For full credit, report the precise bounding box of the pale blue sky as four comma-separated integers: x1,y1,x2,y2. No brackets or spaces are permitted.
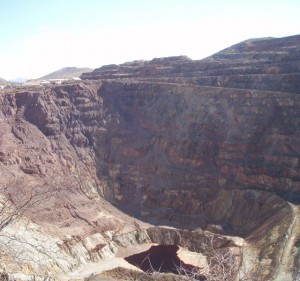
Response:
0,0,299,80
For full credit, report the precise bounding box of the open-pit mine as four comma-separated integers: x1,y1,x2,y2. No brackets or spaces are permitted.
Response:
0,34,300,281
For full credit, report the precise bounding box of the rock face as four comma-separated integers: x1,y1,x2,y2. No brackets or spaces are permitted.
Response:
0,34,300,280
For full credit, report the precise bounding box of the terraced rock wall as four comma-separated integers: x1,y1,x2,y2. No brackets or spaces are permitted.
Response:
0,34,300,280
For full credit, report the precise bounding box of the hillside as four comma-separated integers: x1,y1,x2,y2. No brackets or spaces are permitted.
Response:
38,66,93,80
0,34,300,281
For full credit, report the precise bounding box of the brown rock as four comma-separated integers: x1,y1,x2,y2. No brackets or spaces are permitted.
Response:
1,34,300,280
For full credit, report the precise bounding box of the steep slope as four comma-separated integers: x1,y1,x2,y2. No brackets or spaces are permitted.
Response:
0,34,300,280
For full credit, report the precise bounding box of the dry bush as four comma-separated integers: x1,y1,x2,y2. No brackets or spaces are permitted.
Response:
123,235,264,281
0,172,78,276
175,236,265,281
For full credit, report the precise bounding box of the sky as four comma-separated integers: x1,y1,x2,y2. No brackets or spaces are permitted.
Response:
0,0,299,80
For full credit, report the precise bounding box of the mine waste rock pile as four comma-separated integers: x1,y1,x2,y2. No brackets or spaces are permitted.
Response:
0,34,300,280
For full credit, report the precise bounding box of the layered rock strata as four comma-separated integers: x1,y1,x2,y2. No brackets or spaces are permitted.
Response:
0,34,300,280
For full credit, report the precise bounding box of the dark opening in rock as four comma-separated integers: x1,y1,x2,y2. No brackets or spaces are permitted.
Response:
125,245,205,280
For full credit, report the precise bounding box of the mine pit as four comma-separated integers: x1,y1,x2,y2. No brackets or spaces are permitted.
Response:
124,244,205,280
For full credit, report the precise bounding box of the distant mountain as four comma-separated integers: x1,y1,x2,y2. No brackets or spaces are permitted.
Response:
9,77,29,83
0,77,7,85
38,67,93,80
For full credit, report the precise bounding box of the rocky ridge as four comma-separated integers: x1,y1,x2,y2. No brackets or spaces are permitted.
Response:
0,34,300,280
82,35,300,94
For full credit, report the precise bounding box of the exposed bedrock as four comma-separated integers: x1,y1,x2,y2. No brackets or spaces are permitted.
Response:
1,35,300,279
96,81,297,234
1,78,299,278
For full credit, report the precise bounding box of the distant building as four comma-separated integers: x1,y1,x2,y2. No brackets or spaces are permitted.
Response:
49,78,68,84
21,77,82,87
40,80,51,86
23,81,41,87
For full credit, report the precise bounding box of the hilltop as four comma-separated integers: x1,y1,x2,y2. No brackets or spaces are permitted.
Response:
38,66,93,80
